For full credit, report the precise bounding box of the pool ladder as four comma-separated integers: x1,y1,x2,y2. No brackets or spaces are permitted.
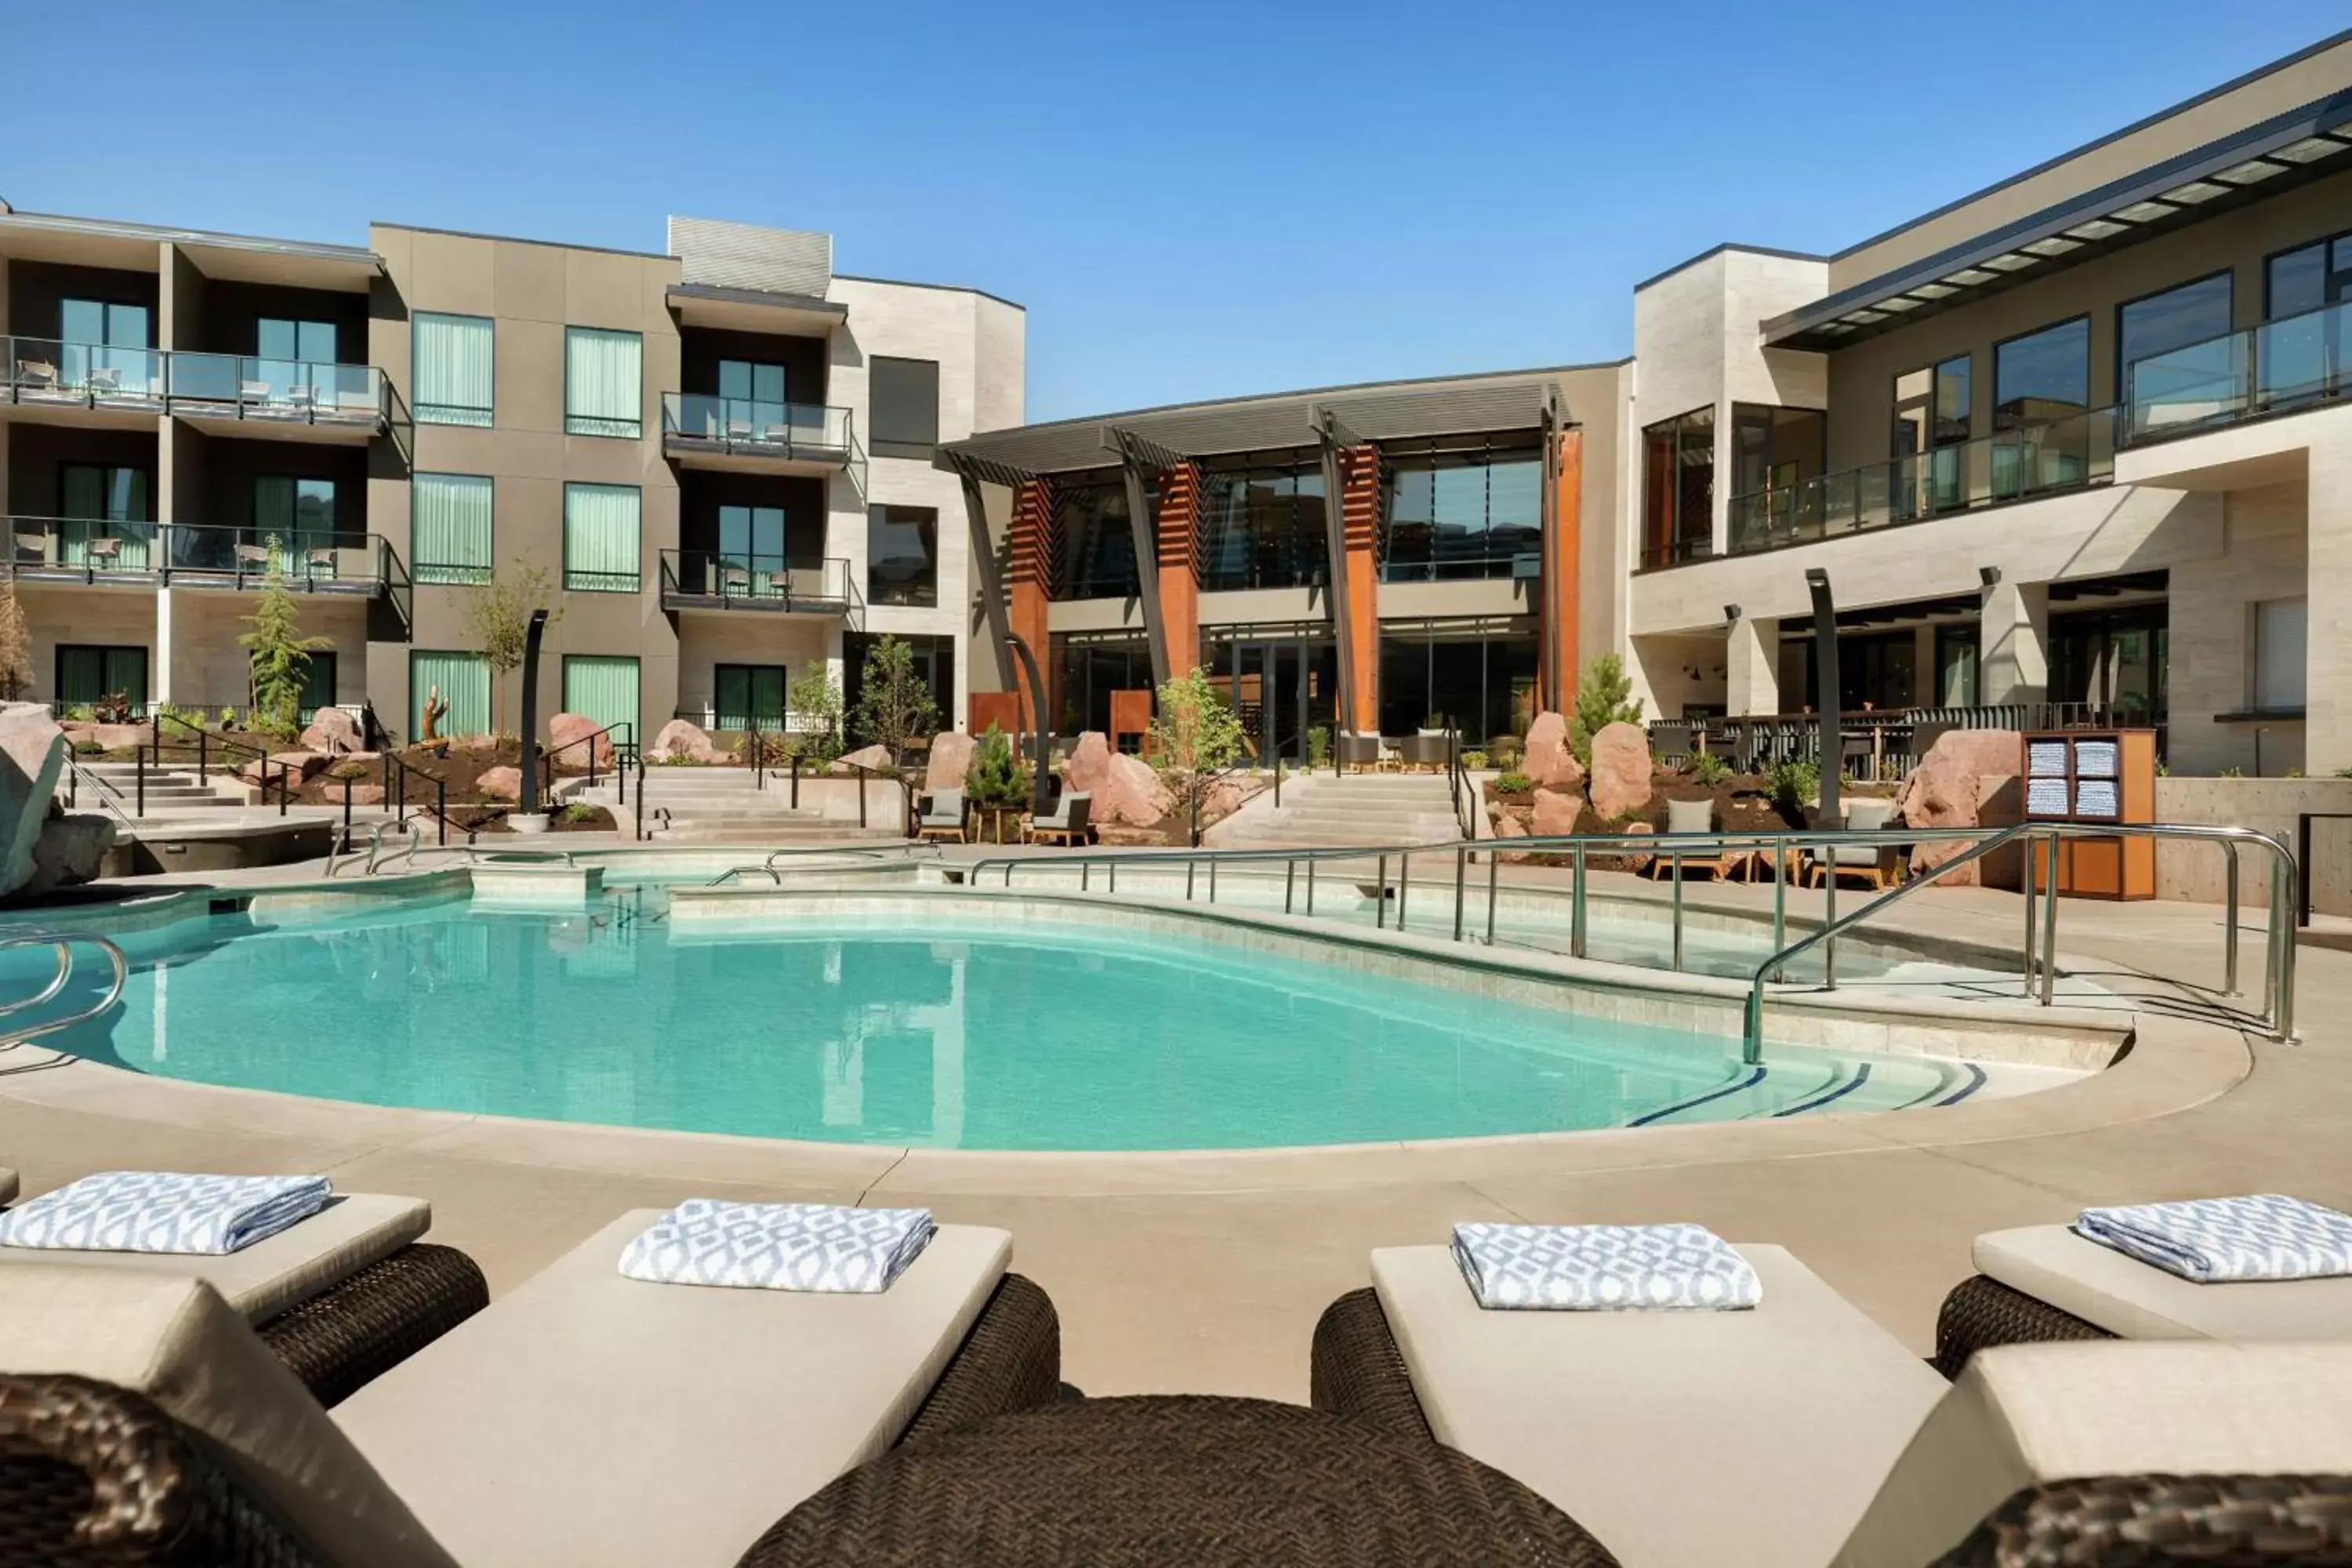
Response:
0,931,129,1050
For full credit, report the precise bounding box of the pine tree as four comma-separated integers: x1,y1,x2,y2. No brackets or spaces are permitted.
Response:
964,720,1024,808
1568,652,1644,764
849,634,938,757
1149,666,1246,839
237,547,331,739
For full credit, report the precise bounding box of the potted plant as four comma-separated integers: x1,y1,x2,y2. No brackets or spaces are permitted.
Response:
964,721,1029,844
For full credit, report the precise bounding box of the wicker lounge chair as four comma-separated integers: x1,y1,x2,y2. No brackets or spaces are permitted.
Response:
1808,794,1902,891
1932,1221,2352,1378
1335,731,1384,771
917,786,969,844
0,1190,486,1406
1025,789,1093,847
0,1217,1060,1566
1315,1248,2352,1566
1400,730,1450,771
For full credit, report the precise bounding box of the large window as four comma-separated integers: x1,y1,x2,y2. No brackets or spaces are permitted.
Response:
1052,477,1142,600
2263,231,2352,408
561,655,641,739
55,644,147,710
562,483,641,593
257,317,336,366
2049,605,2167,722
1376,622,1538,742
254,476,336,572
1994,317,2089,430
60,298,152,394
714,664,787,730
564,327,643,438
2267,230,2352,318
1892,357,1973,513
411,650,490,740
1050,633,1152,737
2118,272,2234,409
2253,597,2307,713
1730,405,1824,497
412,474,493,585
1379,441,1542,582
719,358,789,426
412,312,493,427
868,504,938,607
869,356,939,456
60,463,153,568
1198,458,1325,591
1639,407,1713,568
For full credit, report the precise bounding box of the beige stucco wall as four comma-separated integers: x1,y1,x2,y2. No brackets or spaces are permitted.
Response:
2153,776,2343,916
165,589,368,710
20,586,154,706
2165,478,2307,777
672,613,835,726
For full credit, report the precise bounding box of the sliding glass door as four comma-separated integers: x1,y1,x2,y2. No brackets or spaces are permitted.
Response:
60,463,154,568
255,476,336,572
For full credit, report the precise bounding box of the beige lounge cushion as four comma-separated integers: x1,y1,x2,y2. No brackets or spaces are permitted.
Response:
1845,797,1896,831
336,1212,1011,1568
1833,1341,2352,1567
0,1264,457,1568
0,1192,428,1323
1664,797,1712,834
1372,1243,1945,1568
1976,1222,2352,1341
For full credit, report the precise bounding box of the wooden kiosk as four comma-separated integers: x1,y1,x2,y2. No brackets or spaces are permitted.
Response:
2021,728,2158,899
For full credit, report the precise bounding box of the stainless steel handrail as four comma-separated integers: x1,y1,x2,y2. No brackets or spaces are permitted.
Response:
0,931,129,1049
62,754,142,840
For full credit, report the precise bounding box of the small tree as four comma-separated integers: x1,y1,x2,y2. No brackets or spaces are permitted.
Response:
237,546,331,739
849,634,938,760
465,565,563,739
1149,666,1246,842
964,720,1025,809
1569,651,1645,764
786,664,844,762
0,583,29,702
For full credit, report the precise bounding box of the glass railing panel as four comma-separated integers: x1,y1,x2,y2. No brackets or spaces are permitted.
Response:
5,337,166,401
2127,299,2352,439
662,394,854,453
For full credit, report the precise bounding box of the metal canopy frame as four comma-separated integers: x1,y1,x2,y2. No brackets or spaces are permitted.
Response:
937,447,1054,815
1312,406,1364,736
1102,424,1186,691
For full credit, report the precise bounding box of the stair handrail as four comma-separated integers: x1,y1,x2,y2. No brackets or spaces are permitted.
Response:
0,931,129,1050
539,720,636,805
1446,725,1475,842
147,711,292,817
61,753,140,844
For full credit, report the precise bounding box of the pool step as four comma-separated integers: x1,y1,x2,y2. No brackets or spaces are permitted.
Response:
1210,772,1469,851
573,769,901,843
67,762,249,817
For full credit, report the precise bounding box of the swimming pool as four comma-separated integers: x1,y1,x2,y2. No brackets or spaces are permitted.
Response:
25,883,2020,1150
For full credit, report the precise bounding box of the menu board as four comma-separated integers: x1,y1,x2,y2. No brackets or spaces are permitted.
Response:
2027,778,2071,816
2074,779,2121,818
2027,740,2070,776
2074,739,2119,778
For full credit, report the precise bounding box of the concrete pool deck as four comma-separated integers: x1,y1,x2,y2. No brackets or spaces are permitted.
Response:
0,845,2338,1402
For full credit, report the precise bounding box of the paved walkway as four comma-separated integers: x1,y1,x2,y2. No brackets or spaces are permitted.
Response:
0,844,2339,1402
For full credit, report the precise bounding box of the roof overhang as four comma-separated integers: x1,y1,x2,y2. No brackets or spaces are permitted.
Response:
667,282,846,336
0,211,380,292
1765,91,2352,350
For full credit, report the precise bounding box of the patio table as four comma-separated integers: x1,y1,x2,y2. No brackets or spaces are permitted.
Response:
746,1393,1613,1565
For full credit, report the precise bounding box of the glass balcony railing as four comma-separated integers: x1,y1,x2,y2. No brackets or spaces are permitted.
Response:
2126,297,2352,441
1726,406,2118,557
5,518,390,590
658,551,858,615
662,394,855,453
1,337,389,427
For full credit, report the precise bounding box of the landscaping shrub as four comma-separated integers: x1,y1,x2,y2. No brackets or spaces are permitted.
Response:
1766,759,1818,815
1691,750,1730,786
1569,652,1644,763
1495,771,1534,795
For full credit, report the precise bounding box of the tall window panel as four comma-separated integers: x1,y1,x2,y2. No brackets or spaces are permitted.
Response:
254,476,336,573
412,313,494,426
56,644,148,710
564,328,643,438
1639,408,1713,568
1051,477,1142,600
561,655,641,739
2118,272,2234,417
868,504,938,606
1197,459,1324,592
60,299,153,394
563,483,641,593
59,463,152,568
412,474,494,585
1994,318,2089,430
869,357,939,456
714,664,787,730
1379,442,1543,582
2254,597,2307,712
411,650,490,740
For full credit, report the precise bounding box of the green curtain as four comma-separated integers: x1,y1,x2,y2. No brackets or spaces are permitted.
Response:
413,313,493,426
412,474,493,584
412,650,490,740
562,656,641,741
563,483,641,592
60,465,151,569
56,646,147,709
714,665,786,729
564,328,642,437
253,477,333,573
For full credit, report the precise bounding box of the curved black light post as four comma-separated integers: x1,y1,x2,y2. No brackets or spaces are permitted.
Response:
518,608,549,815
1806,568,1839,823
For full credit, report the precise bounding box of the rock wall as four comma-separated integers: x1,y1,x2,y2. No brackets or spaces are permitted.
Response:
0,703,67,897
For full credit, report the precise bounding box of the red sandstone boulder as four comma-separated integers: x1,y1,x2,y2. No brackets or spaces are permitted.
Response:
837,743,895,772
1530,786,1581,837
1101,753,1172,826
299,707,362,755
1896,728,2024,887
926,730,976,792
1522,711,1585,791
242,751,328,786
477,765,523,802
546,711,614,772
1587,722,1654,821
650,718,724,764
1492,813,1530,864
1065,731,1112,795
343,783,384,808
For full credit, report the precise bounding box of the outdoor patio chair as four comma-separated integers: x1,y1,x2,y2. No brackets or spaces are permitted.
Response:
1932,1218,2352,1378
1808,794,1902,891
307,546,339,577
0,1186,486,1407
287,383,319,414
1642,796,1744,880
1025,789,1093,848
13,532,48,567
727,417,754,443
721,564,753,597
13,358,56,390
84,365,122,395
239,378,272,406
1312,1246,2352,1567
0,1216,1060,1566
234,543,272,585
1336,731,1384,771
916,786,968,843
1400,729,1450,771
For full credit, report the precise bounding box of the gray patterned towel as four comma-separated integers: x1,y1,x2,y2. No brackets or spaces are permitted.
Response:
618,1200,937,1293
1450,1221,1762,1311
0,1171,332,1256
2074,1196,2352,1283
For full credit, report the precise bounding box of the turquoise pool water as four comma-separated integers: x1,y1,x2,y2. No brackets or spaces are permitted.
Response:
24,886,1991,1150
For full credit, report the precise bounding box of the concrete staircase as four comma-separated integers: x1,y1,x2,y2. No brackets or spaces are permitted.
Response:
68,760,245,819
573,768,901,842
1209,772,1468,851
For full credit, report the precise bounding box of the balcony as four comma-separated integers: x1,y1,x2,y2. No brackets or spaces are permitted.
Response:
1722,407,2118,559
658,551,861,622
4,519,394,595
2125,297,2352,442
1,337,391,442
660,394,866,490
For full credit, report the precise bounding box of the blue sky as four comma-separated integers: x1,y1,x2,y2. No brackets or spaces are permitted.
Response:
3,2,2343,421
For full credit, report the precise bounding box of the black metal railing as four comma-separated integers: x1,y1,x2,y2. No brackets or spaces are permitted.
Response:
143,712,292,817
380,749,451,846
2,337,390,428
540,721,636,808
3,519,394,592
658,551,858,615
1647,702,2158,780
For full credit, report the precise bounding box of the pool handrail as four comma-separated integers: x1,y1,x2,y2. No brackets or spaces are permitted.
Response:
0,931,128,1050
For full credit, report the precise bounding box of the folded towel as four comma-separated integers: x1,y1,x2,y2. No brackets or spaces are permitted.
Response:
618,1199,936,1293
0,1171,332,1256
1450,1221,1762,1311
2074,1196,2352,1283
